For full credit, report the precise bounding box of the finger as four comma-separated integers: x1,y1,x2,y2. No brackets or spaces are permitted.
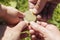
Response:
30,21,46,33
28,25,32,30
37,21,59,32
46,24,60,33
16,11,25,18
29,29,35,34
37,21,60,35
37,21,47,27
30,22,51,37
40,21,47,27
37,21,41,25
6,6,24,18
28,25,35,34
31,35,37,40
0,4,7,15
13,21,28,31
29,0,37,4
29,2,35,9
36,15,42,21
31,35,41,40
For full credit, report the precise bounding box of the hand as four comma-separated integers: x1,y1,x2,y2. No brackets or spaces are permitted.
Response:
0,4,24,18
29,21,60,40
29,0,48,14
1,21,27,40
0,4,25,25
28,0,48,21
6,6,24,18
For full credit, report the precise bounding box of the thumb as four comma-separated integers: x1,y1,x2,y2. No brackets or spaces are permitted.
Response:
7,6,24,18
13,21,28,32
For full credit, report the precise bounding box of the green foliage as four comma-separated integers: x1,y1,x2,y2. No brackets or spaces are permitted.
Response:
48,3,60,30
0,0,28,12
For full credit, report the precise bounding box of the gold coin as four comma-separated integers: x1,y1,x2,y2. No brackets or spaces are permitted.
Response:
24,11,36,22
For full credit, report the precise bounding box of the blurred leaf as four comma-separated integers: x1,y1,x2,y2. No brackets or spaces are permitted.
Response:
9,1,17,8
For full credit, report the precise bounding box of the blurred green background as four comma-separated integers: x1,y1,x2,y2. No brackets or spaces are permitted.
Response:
0,0,28,12
0,0,60,40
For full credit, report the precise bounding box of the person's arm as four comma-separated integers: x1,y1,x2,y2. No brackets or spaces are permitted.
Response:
34,0,48,14
0,4,24,25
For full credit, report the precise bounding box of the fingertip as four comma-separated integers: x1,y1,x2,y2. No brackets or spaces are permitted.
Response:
32,35,36,38
37,15,42,21
31,35,36,39
29,30,35,34
36,21,41,25
30,21,41,32
31,35,36,40
40,22,47,27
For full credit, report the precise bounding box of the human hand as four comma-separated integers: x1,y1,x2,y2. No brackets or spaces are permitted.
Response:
0,4,24,18
1,21,27,40
29,21,60,40
0,4,25,25
28,0,48,22
6,6,24,18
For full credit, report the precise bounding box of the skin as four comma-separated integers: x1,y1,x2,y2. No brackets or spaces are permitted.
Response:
0,2,60,40
28,0,48,14
1,21,27,40
28,0,60,14
28,0,48,21
29,0,60,21
0,4,24,25
29,21,60,40
0,4,28,40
